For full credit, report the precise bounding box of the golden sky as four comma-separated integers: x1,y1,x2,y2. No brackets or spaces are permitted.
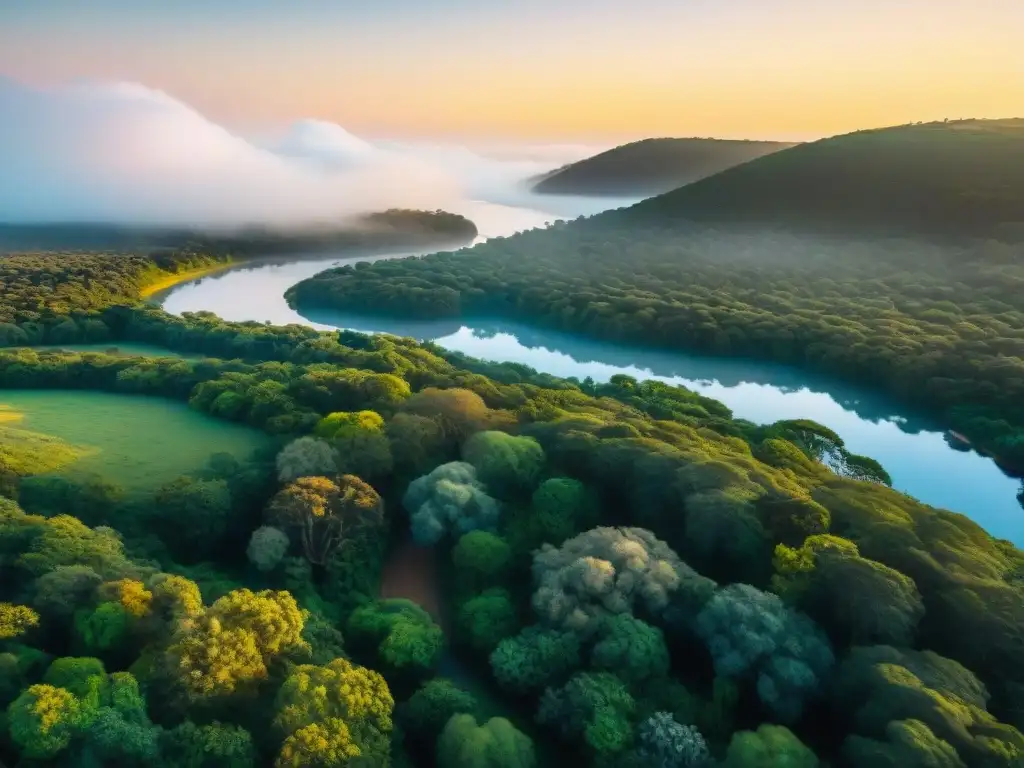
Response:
0,1,1020,141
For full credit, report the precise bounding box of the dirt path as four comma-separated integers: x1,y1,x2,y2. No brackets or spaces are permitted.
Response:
379,540,445,628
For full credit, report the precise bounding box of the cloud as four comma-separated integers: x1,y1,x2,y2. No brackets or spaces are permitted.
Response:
0,79,458,228
0,77,613,229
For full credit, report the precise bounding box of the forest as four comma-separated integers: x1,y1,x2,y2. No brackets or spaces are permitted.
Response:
1,248,1024,767
286,127,1024,473
0,209,478,258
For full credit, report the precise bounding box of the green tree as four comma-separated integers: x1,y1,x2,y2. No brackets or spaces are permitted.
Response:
591,614,670,686
537,671,636,758
490,625,582,694
457,589,519,654
7,683,83,759
462,430,546,497
347,599,444,680
400,678,478,744
452,531,512,590
437,714,536,768
723,725,818,768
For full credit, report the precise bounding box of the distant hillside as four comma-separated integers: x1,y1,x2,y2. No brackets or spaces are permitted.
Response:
0,209,478,256
531,137,796,197
621,119,1024,240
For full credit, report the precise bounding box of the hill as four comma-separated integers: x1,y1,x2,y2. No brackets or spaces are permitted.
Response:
622,119,1024,240
531,137,795,197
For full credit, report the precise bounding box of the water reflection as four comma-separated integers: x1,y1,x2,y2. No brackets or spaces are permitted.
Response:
297,312,1023,544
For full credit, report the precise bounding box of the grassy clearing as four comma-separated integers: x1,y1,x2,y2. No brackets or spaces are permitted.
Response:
0,405,93,476
0,390,272,491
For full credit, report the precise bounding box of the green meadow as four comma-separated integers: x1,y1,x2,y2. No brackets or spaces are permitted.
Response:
0,390,272,491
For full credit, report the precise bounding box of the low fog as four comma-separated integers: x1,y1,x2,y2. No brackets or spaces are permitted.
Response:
0,78,604,230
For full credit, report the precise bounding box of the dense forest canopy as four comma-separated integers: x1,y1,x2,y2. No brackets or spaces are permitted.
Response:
1,248,1024,766
531,137,795,197
287,121,1024,473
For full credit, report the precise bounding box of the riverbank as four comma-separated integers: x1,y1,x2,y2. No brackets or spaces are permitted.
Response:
139,261,237,300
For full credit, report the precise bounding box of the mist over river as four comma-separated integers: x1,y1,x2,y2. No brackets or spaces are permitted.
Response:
160,194,1024,544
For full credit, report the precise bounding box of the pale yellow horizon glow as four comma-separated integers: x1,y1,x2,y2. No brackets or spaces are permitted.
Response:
1,1,1020,142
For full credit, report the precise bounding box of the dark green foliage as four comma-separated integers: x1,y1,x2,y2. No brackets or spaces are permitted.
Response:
452,530,512,590
634,712,711,768
591,614,670,686
437,713,536,768
159,721,257,768
722,724,818,768
457,589,519,654
537,671,636,758
151,476,233,561
347,598,445,681
694,584,834,722
462,430,546,497
490,626,582,694
400,678,479,744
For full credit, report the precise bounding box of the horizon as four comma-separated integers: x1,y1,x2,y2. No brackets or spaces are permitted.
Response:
1,1,1021,144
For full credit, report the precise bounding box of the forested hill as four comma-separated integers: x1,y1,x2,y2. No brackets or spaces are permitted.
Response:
0,208,478,256
616,119,1024,241
531,137,795,197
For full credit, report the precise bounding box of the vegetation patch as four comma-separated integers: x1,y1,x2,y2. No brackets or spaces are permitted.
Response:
0,390,271,491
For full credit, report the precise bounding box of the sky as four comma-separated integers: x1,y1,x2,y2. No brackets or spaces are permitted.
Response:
0,0,1021,143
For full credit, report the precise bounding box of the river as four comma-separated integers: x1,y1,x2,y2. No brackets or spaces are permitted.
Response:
160,195,1023,545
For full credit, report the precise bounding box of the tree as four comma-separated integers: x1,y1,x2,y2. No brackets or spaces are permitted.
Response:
159,721,258,768
274,658,393,763
452,531,512,590
400,679,478,743
462,430,546,497
400,388,497,444
247,526,290,572
526,477,598,549
772,535,924,646
277,718,361,767
347,599,444,680
636,712,711,768
591,614,669,686
7,683,83,759
843,719,966,768
457,589,519,654
833,645,1024,766
166,589,308,699
387,413,446,477
537,672,636,758
0,602,39,639
315,410,393,481
276,437,339,483
695,583,834,722
490,625,582,694
437,714,537,768
532,526,704,637
403,462,501,545
153,477,233,559
32,565,103,624
269,475,384,565
723,725,818,768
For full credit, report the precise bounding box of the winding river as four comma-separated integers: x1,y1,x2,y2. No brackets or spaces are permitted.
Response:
159,196,1023,544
